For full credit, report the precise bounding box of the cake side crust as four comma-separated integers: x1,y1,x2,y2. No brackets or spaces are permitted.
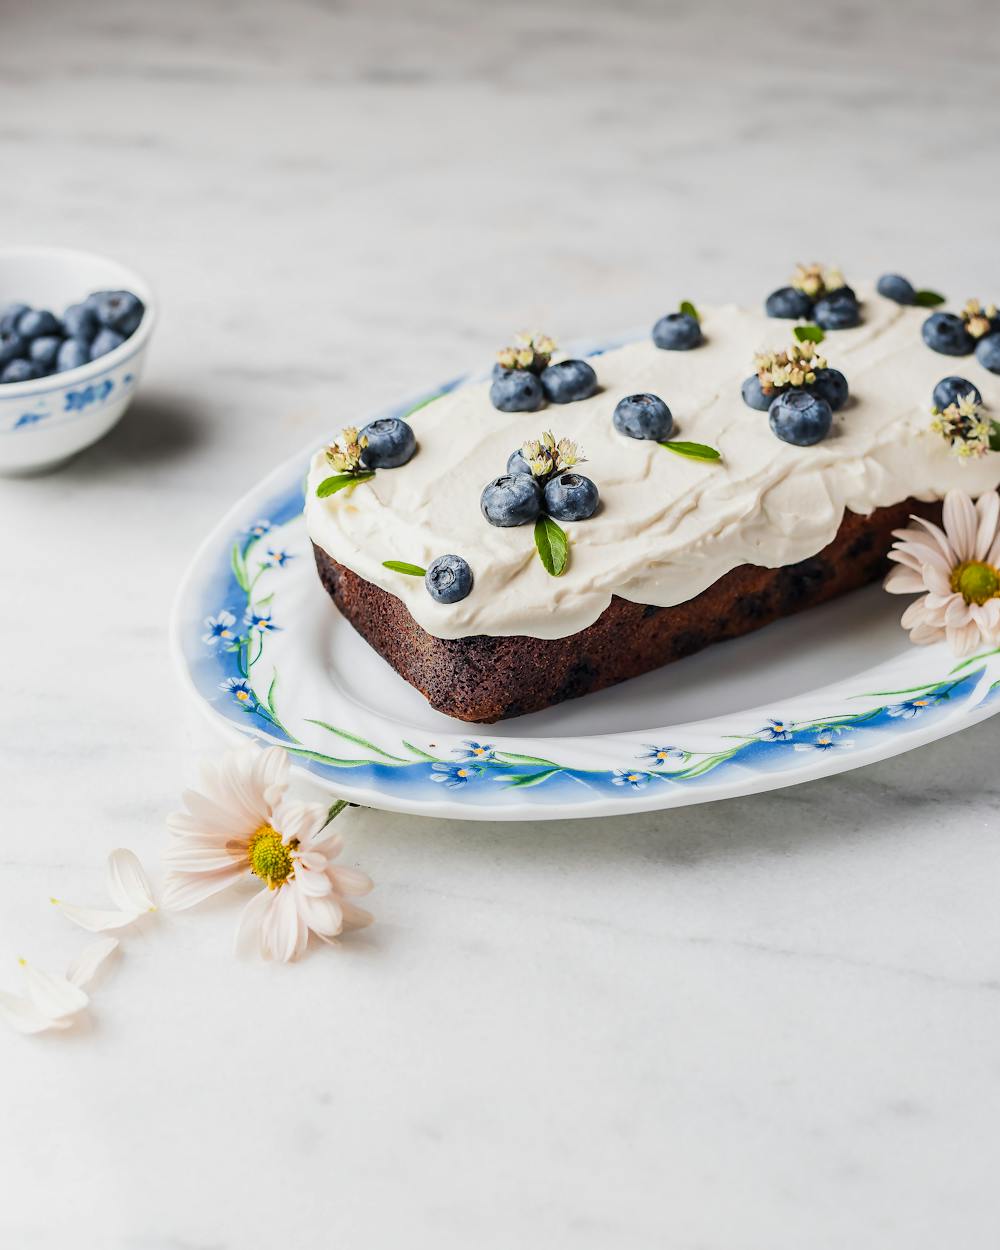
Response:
312,497,940,724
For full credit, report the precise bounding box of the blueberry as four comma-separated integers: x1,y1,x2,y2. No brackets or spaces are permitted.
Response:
543,472,600,521
765,287,813,319
813,290,861,330
506,448,532,476
480,474,544,527
56,339,91,373
17,308,61,339
89,328,125,360
933,375,983,410
359,416,416,468
877,273,916,305
29,335,63,371
1,359,44,383
651,312,702,351
975,333,1000,376
425,554,473,604
922,312,974,356
613,393,673,441
88,289,144,337
0,330,25,366
63,301,99,345
540,359,598,403
810,367,849,412
0,302,29,335
741,375,779,412
490,368,544,413
768,390,833,446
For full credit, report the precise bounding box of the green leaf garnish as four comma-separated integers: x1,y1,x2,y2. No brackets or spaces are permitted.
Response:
315,471,375,498
679,300,700,322
989,420,1000,453
794,323,825,343
382,560,427,577
659,440,721,462
401,392,443,419
534,515,569,577
914,290,946,307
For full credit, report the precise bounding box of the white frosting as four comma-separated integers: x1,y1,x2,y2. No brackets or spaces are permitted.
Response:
306,285,1000,640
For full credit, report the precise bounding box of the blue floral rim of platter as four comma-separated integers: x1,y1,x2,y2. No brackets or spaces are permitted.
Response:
170,344,1000,821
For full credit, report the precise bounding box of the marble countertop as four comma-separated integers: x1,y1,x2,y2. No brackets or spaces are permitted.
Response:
3,1,1000,1246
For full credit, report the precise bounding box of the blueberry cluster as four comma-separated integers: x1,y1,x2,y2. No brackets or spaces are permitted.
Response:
490,334,598,413
765,264,861,331
921,298,1000,372
741,338,848,446
481,432,599,527
0,290,144,384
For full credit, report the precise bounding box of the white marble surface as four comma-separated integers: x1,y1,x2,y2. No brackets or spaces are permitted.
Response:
3,0,1000,1245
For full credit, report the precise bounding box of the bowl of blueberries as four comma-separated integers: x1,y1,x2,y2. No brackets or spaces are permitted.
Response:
0,245,154,474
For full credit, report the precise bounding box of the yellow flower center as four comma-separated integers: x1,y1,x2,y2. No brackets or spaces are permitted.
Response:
951,560,1000,605
247,825,295,889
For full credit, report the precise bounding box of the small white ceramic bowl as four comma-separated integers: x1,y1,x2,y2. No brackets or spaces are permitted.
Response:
0,246,156,474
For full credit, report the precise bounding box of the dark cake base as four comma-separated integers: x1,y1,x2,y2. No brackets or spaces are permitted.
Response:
312,497,939,723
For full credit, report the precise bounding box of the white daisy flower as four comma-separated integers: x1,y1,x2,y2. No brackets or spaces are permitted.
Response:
162,746,373,962
885,489,1000,656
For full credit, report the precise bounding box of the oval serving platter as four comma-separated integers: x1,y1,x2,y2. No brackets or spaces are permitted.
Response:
170,347,1000,822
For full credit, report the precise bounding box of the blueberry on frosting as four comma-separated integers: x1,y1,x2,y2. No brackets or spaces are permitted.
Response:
652,310,702,351
765,287,813,320
540,358,598,404
613,393,673,441
480,474,544,527
359,416,416,468
813,288,861,330
768,391,833,446
922,312,975,357
741,374,775,411
544,472,600,521
425,554,473,604
976,333,1000,375
933,376,983,411
877,274,916,305
810,367,849,412
490,369,545,413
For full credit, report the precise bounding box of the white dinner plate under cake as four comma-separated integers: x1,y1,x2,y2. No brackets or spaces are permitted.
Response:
170,367,1000,822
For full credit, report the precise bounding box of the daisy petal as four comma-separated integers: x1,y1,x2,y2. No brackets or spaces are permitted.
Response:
160,864,246,911
340,901,375,931
51,900,140,933
21,963,89,1020
884,566,927,595
0,990,71,1035
66,937,120,989
329,865,374,897
234,888,272,959
975,491,1000,560
106,849,156,915
943,491,977,562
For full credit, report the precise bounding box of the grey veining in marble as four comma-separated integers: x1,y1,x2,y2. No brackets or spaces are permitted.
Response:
2,0,1000,1246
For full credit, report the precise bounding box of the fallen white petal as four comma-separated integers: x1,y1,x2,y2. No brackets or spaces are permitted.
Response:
106,849,156,915
0,990,72,1035
66,937,120,990
51,899,140,933
20,962,89,1020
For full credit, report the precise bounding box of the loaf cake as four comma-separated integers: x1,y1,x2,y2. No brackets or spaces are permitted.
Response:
305,276,1000,723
